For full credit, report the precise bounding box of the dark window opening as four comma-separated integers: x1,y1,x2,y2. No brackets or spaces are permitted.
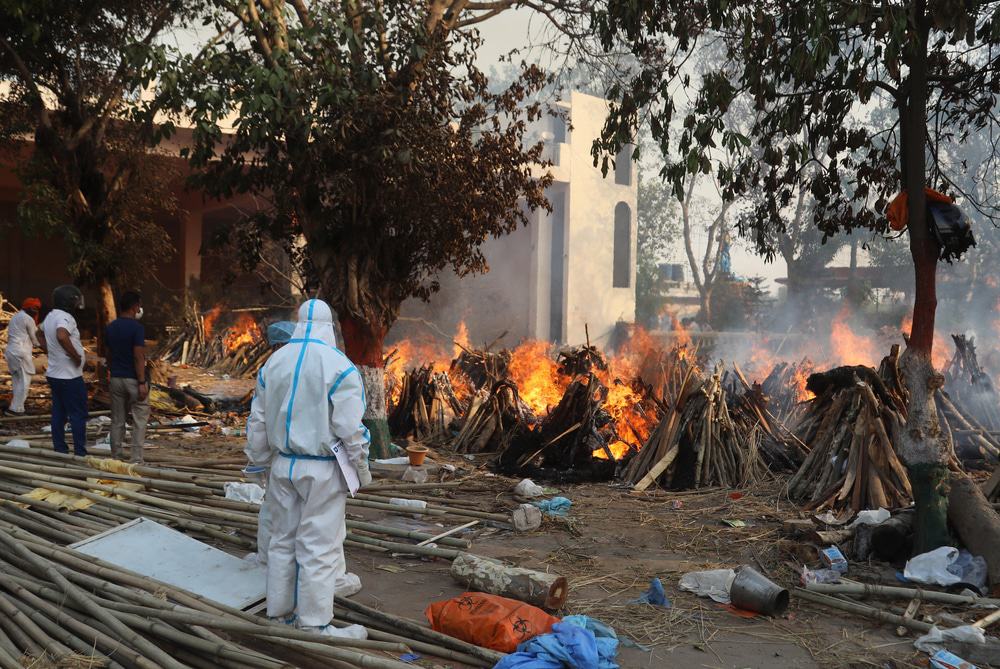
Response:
613,202,631,288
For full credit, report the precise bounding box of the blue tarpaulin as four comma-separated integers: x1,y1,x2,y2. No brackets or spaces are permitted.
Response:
492,615,619,669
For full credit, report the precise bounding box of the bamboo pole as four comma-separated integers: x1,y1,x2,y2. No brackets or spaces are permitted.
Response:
804,582,1000,608
334,596,504,665
794,588,933,633
0,529,181,669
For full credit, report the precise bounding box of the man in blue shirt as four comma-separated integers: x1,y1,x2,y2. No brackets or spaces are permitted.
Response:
106,291,150,462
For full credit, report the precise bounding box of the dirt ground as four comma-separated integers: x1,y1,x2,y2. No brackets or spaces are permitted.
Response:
0,358,971,668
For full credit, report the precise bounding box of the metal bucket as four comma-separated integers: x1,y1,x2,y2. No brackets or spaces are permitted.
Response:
730,565,789,616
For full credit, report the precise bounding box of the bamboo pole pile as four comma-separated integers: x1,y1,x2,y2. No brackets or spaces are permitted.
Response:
0,444,497,557
785,351,913,514
387,366,467,442
0,522,486,669
0,446,514,666
156,303,271,378
622,366,775,491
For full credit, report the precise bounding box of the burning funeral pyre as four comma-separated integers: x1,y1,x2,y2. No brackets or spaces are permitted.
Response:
383,318,999,507
156,303,270,377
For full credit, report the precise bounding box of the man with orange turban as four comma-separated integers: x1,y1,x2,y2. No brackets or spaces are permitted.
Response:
4,298,42,415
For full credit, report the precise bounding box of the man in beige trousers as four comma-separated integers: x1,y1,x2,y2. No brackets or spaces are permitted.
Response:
105,291,150,462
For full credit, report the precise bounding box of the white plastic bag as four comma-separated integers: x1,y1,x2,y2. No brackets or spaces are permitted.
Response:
5,439,30,449
678,569,736,603
904,547,961,586
848,508,890,528
914,624,986,653
224,482,265,505
513,478,545,499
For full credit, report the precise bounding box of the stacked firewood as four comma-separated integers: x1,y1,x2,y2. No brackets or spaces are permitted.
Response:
0,293,16,349
388,366,467,441
634,342,701,403
451,348,511,390
453,381,534,454
785,349,913,514
623,366,779,491
759,359,813,423
156,303,270,377
496,374,620,482
942,334,1000,463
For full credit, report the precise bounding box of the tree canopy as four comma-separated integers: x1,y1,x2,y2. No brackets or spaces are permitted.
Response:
0,0,183,330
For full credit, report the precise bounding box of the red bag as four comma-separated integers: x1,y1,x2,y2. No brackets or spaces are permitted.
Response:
424,592,560,652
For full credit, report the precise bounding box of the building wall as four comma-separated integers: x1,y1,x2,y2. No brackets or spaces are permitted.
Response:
392,91,638,351
561,91,637,347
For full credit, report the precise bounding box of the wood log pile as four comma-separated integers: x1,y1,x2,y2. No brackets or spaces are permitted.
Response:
622,365,786,491
785,348,914,514
156,303,271,378
496,374,621,482
0,445,512,668
942,334,1000,463
388,366,467,442
759,359,813,423
453,381,534,454
0,293,16,350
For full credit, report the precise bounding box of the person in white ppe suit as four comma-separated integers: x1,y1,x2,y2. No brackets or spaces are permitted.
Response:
4,298,42,416
245,299,372,639
251,319,363,600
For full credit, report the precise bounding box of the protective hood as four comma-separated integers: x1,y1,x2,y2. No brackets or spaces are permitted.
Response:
266,321,296,346
292,299,338,348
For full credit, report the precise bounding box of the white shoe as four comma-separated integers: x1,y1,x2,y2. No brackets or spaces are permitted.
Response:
301,624,368,640
268,614,296,625
335,573,362,597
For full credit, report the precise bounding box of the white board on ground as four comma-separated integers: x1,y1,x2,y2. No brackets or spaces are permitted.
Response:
69,517,266,609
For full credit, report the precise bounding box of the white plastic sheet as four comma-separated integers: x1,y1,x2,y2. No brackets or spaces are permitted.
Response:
224,482,265,505
678,569,736,604
914,624,986,653
904,547,962,586
848,508,891,528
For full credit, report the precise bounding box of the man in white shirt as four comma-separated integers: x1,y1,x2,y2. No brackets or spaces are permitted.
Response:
39,285,89,456
3,297,41,415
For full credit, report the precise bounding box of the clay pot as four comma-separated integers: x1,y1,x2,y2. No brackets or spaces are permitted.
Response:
406,445,429,467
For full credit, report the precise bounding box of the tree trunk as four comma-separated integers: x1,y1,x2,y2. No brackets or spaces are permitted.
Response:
699,286,712,328
898,7,950,555
948,473,1000,589
96,277,116,367
340,313,393,459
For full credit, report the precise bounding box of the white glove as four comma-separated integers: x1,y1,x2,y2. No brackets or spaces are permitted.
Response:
356,459,373,487
243,464,269,487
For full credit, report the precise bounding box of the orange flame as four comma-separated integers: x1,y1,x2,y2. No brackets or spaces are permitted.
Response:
453,320,471,359
831,307,879,367
222,314,263,353
203,306,223,339
509,341,570,415
791,364,815,401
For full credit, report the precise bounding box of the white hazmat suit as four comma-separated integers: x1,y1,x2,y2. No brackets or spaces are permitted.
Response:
246,299,372,635
4,310,39,414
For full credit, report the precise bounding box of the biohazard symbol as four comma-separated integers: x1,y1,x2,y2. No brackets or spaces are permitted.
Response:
512,617,532,639
456,596,475,611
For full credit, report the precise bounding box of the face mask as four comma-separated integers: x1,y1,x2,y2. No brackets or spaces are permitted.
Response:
136,307,144,320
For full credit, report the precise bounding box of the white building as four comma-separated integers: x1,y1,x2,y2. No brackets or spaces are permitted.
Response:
394,91,638,348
